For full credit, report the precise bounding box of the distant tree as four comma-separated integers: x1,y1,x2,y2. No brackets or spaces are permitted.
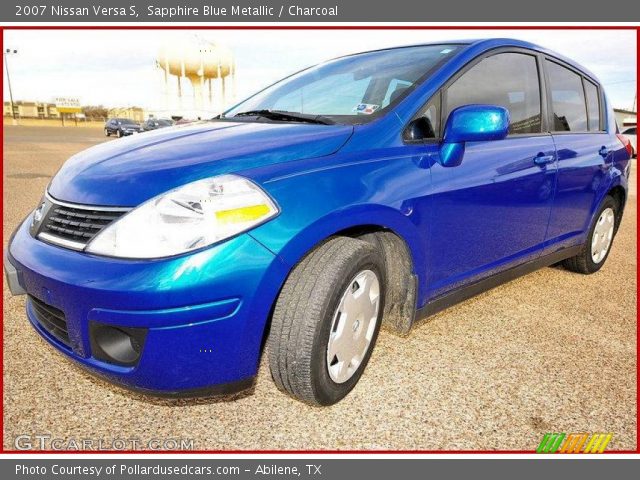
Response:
82,105,109,121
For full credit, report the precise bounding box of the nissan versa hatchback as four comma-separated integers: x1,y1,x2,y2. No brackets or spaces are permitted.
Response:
4,39,632,405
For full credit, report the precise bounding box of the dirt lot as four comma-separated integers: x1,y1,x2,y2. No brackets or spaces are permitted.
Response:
2,125,637,451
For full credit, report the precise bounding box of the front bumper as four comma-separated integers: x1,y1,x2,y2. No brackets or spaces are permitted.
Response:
5,218,288,396
4,249,26,295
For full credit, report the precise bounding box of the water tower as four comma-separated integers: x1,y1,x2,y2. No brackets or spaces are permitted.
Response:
157,36,235,118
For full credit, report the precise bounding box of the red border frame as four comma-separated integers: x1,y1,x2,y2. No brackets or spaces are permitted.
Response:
1,24,638,455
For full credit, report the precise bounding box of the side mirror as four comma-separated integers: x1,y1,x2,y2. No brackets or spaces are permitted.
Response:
440,105,510,167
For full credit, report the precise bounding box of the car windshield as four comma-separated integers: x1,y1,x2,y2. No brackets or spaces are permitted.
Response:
223,44,461,125
119,119,136,125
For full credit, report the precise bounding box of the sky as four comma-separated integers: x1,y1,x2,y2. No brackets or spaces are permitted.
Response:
2,30,637,114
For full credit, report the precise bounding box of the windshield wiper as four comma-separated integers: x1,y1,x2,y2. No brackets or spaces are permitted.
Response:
227,109,335,125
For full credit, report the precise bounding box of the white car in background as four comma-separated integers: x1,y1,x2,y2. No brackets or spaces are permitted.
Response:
621,126,637,157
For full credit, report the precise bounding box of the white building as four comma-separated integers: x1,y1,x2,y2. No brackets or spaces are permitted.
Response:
614,108,636,129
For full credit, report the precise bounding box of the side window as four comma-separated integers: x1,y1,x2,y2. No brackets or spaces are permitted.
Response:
546,60,588,132
422,101,439,138
445,53,542,134
584,80,601,131
405,94,440,142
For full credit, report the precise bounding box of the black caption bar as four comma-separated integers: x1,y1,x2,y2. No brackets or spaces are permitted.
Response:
2,0,640,22
2,459,639,479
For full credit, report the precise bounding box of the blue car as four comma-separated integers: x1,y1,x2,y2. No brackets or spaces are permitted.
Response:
4,39,632,405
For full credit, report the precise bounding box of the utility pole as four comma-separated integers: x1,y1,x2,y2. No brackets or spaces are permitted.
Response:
4,48,18,125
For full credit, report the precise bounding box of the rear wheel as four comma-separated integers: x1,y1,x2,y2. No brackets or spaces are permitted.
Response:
104,128,110,137
563,195,618,274
268,237,385,405
116,130,123,138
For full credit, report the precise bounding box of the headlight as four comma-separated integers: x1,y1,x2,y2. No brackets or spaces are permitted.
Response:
85,175,278,259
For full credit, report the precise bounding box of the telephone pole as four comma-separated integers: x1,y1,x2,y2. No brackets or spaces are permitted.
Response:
4,48,18,125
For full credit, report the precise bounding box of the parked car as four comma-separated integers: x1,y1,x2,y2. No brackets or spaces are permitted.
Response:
621,126,637,157
142,118,175,131
104,118,143,137
5,39,632,405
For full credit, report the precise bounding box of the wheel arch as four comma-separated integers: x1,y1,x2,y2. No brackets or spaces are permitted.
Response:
586,167,627,236
252,206,425,338
607,184,626,234
355,228,417,336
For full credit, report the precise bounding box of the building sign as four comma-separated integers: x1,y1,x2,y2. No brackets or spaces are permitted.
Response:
54,97,81,113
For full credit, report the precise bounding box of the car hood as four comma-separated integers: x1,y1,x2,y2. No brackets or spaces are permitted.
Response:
48,121,354,206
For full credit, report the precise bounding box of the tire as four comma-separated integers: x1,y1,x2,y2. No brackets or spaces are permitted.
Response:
104,129,110,137
116,130,123,138
268,236,386,406
562,195,618,274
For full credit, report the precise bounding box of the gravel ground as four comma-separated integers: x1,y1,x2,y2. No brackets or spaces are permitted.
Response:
2,125,637,451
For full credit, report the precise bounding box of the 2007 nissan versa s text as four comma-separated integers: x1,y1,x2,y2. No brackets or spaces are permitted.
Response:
4,39,632,405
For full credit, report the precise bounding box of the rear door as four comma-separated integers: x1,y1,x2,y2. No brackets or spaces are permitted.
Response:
426,50,558,298
543,59,615,250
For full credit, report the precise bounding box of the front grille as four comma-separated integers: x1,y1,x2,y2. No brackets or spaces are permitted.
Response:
29,295,70,347
44,206,123,242
36,196,127,250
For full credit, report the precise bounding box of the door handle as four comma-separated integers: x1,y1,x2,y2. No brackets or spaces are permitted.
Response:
599,146,610,158
534,153,555,166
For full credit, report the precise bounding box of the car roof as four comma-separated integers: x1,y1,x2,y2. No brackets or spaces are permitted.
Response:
469,38,599,81
336,38,600,84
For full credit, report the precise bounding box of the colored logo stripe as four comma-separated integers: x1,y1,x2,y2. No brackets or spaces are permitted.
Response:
537,433,565,453
559,433,589,453
537,433,613,453
584,433,613,453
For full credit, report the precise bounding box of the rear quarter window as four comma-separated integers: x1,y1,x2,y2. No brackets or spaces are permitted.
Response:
546,60,588,132
583,79,602,131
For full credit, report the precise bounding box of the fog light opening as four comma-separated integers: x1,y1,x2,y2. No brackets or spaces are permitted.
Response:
90,322,147,367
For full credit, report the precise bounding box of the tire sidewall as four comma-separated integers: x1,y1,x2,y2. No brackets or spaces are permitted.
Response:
584,196,617,273
309,249,386,406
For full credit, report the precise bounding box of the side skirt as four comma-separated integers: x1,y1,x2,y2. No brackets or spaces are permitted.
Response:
415,245,582,322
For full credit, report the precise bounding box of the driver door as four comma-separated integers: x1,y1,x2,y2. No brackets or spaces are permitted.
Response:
424,51,557,299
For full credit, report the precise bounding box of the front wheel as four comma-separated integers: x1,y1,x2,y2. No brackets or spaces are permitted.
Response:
104,129,110,137
116,130,123,138
268,237,385,405
563,195,618,274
